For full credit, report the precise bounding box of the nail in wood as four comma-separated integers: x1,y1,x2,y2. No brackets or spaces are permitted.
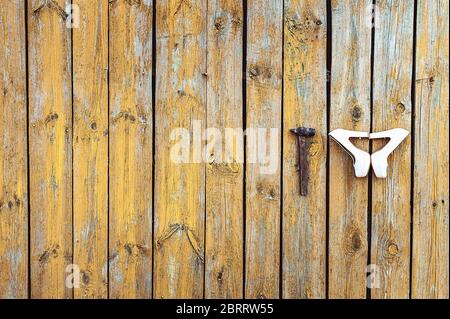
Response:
290,127,316,196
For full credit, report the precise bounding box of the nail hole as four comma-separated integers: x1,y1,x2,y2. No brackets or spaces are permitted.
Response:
249,65,260,78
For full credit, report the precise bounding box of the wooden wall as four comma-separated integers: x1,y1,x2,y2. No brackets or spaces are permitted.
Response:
0,0,448,299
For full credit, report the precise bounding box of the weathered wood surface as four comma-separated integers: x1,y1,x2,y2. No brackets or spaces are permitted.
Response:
205,0,244,299
371,0,414,299
245,0,282,299
0,0,448,300
412,0,449,299
28,0,73,299
154,0,207,299
282,0,327,299
73,0,108,299
328,0,372,299
0,0,28,299
109,0,153,298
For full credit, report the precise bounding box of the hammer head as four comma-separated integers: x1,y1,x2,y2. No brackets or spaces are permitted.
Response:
290,127,316,137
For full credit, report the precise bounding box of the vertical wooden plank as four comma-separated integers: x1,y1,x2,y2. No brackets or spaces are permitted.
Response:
109,0,153,298
154,0,206,299
28,0,73,298
0,0,28,299
205,0,243,298
371,0,413,299
412,0,449,299
73,0,108,299
245,0,282,299
329,0,371,299
282,0,327,299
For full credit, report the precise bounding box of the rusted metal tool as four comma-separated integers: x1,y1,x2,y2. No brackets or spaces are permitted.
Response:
290,127,316,196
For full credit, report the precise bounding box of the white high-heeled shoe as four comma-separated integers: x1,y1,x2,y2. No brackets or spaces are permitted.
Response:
369,128,409,178
329,129,371,177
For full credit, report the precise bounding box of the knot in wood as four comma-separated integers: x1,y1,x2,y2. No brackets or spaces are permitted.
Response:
214,16,226,31
344,226,363,256
395,102,406,114
351,106,362,121
387,243,399,256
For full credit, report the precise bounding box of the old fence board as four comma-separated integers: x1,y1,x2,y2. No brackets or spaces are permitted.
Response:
205,0,244,299
412,0,449,299
154,0,207,299
28,0,73,299
282,0,327,299
328,0,372,299
0,0,28,299
371,0,414,299
245,0,283,299
73,0,109,299
108,0,153,298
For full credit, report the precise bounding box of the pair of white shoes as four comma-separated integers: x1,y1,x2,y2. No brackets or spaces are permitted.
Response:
329,128,409,178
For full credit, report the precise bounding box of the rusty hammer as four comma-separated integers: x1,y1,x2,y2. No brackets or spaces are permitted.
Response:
290,127,316,196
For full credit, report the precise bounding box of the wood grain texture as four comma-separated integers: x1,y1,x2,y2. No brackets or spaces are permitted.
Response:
154,0,207,299
1,0,449,300
328,0,371,299
371,0,413,299
412,0,449,299
205,0,244,299
0,0,28,299
28,0,73,298
245,0,282,299
73,0,108,299
282,0,327,299
109,0,153,298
